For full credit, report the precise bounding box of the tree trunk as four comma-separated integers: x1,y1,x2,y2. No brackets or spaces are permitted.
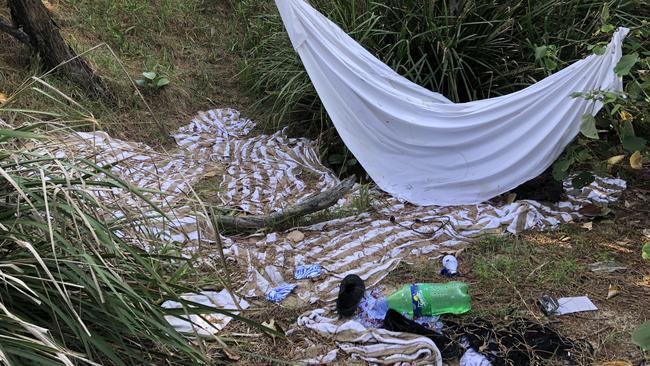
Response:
7,0,114,101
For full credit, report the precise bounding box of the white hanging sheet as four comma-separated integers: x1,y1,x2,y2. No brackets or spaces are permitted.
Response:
275,0,629,205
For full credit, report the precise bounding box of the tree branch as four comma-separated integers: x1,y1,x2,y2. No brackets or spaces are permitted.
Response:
0,16,31,47
217,176,357,231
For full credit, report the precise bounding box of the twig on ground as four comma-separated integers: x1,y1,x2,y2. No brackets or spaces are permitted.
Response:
216,176,356,231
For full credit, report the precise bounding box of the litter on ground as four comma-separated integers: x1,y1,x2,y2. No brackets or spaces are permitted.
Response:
29,108,629,364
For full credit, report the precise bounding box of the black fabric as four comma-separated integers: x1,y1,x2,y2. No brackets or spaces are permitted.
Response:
444,318,592,365
382,310,590,364
511,168,565,203
336,274,365,318
383,309,460,360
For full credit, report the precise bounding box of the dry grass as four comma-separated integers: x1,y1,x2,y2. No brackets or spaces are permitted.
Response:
0,0,254,147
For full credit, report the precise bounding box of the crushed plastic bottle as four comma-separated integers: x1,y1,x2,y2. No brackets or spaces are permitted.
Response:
441,255,458,277
386,282,471,317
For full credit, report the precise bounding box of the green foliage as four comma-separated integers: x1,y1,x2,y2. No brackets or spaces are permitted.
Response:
614,53,640,76
351,184,372,213
0,84,214,365
554,19,650,180
580,114,599,140
643,242,650,260
136,70,171,90
552,142,594,182
632,320,650,350
237,0,649,176
535,45,560,75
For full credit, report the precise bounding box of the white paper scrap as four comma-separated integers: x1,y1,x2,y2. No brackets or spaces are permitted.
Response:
555,296,598,315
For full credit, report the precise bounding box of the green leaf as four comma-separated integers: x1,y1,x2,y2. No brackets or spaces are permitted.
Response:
155,77,170,88
601,4,610,23
580,114,599,139
552,159,572,181
614,53,639,76
135,79,146,87
643,243,649,260
602,91,618,104
572,172,595,189
552,167,568,181
622,136,647,152
600,24,615,33
575,149,592,162
544,58,558,71
0,129,43,141
142,71,157,80
556,159,572,172
534,46,547,61
592,46,606,55
632,320,650,350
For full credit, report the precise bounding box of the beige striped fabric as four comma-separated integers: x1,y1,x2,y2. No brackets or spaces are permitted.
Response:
234,176,625,303
34,109,338,255
297,308,443,365
174,109,339,215
25,109,626,365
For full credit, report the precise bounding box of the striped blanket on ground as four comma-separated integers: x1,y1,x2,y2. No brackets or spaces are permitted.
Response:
32,109,626,365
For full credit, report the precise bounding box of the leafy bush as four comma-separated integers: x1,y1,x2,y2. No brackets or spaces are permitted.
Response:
237,0,649,177
552,8,649,185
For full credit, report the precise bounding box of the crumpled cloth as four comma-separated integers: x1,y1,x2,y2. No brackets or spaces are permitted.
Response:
235,176,626,303
297,308,442,366
276,0,628,205
265,283,297,303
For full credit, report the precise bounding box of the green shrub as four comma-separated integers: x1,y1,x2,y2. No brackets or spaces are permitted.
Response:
237,0,649,176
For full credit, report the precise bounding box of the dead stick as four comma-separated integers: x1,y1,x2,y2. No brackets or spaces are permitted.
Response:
217,176,356,231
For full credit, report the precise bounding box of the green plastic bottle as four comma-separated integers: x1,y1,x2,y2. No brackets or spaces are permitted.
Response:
386,282,471,317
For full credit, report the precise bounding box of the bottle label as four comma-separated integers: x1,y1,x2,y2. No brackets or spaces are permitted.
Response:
410,284,423,318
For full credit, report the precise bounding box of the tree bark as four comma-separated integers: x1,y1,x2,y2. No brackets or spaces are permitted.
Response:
217,176,356,231
0,16,30,46
7,0,114,101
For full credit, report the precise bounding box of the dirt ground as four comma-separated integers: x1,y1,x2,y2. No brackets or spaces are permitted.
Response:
1,1,648,365
219,176,650,365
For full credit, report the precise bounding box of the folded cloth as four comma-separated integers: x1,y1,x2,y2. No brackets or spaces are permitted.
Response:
295,264,323,280
265,284,297,303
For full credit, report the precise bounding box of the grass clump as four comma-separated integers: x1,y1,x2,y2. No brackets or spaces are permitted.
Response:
0,0,250,147
470,235,581,291
0,85,212,365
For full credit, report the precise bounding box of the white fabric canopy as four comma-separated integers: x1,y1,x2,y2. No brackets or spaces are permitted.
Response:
275,0,629,205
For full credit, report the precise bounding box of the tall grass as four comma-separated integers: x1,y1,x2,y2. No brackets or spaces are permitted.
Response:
237,0,646,141
0,82,215,365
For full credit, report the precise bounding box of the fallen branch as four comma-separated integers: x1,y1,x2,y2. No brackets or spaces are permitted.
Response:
216,176,356,231
0,16,31,46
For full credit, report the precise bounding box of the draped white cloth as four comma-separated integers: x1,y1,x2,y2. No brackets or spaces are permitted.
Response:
275,0,629,205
